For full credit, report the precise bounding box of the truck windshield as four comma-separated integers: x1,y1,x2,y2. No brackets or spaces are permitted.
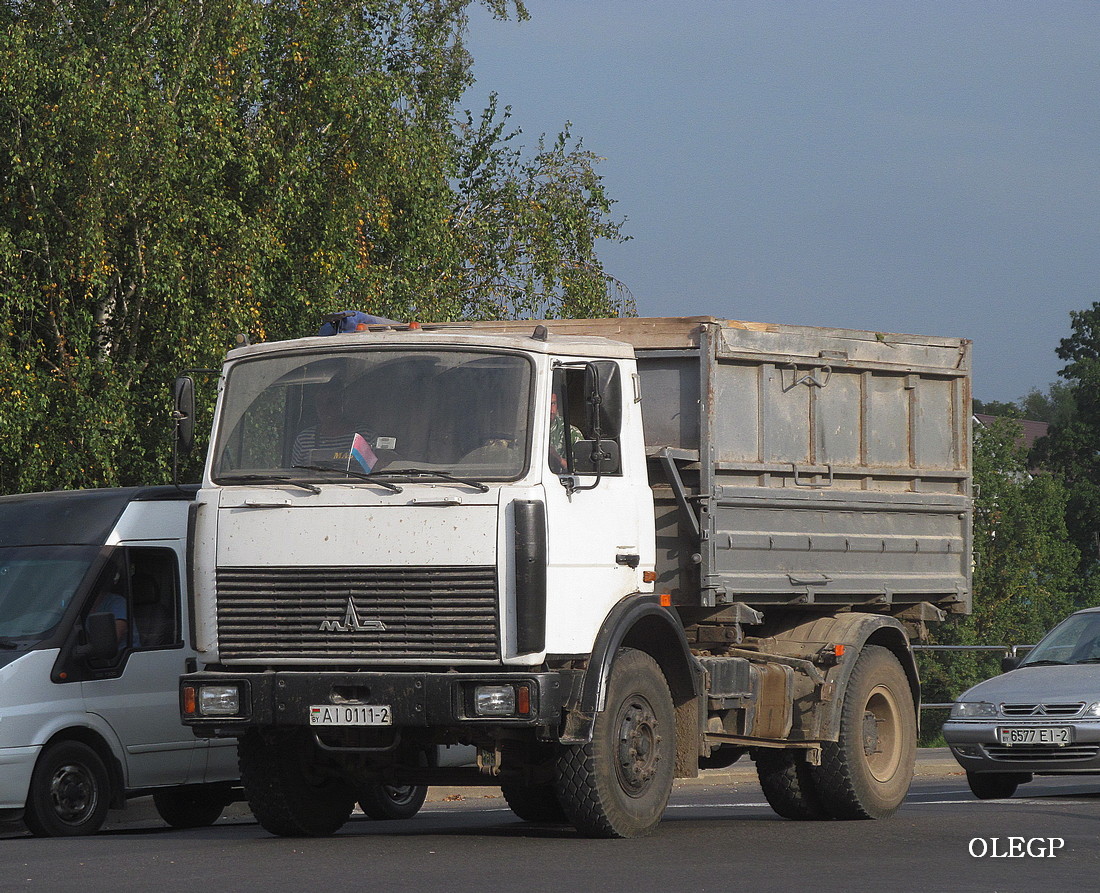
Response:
212,348,533,482
0,545,98,640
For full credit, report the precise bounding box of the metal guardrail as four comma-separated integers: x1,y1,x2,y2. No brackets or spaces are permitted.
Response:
911,643,1034,710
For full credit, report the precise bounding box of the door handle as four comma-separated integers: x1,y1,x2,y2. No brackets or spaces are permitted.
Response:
616,553,640,568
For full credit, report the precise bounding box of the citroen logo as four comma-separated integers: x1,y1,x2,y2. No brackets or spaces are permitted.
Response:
320,598,387,632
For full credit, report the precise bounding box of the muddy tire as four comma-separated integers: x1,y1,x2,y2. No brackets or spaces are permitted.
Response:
755,748,830,820
24,741,111,837
501,780,568,823
966,771,1027,800
358,784,427,820
555,648,675,839
812,645,916,819
153,785,228,829
239,731,354,837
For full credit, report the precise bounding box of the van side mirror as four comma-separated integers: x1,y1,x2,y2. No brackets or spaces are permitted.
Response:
173,376,196,455
1000,656,1021,673
77,613,119,661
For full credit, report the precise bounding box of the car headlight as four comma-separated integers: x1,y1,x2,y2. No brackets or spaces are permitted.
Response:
950,700,997,719
1084,702,1100,718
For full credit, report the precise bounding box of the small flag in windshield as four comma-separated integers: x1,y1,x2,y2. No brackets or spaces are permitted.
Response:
350,433,377,474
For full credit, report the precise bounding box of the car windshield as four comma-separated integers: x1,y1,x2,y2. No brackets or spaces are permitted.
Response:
0,545,98,639
1020,612,1100,667
212,347,533,483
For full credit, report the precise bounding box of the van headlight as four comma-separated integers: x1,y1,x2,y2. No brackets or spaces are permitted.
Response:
950,700,997,719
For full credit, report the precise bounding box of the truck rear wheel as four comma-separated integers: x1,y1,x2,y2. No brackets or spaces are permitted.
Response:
24,741,111,837
239,731,354,837
555,648,675,839
812,645,916,819
754,749,830,820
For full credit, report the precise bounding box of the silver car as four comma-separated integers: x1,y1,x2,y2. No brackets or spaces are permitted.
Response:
943,606,1100,799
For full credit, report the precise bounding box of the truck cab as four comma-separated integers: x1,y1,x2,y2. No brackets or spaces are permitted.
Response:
0,486,240,836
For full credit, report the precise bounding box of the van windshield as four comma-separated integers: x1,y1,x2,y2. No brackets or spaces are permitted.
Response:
212,348,533,483
0,546,97,640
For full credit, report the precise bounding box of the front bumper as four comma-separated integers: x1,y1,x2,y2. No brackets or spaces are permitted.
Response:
181,669,576,738
0,744,40,814
944,719,1100,774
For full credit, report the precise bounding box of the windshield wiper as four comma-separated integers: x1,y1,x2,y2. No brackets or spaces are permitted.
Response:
217,474,321,494
371,467,490,493
0,637,18,650
292,465,403,493
1020,659,1068,667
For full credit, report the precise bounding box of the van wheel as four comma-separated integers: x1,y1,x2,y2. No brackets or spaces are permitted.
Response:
555,648,675,838
239,731,354,837
153,785,228,828
501,780,568,823
24,741,111,837
358,784,427,820
966,771,1028,800
755,749,830,820
812,645,916,819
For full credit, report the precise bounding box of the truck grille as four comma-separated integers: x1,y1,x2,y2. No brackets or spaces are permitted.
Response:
215,566,500,662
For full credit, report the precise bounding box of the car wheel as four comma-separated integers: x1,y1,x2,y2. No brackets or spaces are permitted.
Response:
966,771,1029,800
358,784,427,820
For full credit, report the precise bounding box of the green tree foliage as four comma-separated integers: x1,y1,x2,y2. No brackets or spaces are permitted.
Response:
0,0,630,494
918,416,1078,740
1032,302,1100,586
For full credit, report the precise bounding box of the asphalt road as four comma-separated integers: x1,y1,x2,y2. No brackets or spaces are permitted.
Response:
4,750,1100,893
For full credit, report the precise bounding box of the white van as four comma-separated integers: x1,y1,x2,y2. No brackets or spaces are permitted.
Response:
0,486,241,836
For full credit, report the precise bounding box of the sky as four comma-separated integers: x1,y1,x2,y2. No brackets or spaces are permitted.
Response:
462,1,1100,404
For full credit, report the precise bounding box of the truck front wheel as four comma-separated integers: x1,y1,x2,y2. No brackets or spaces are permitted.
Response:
812,644,916,819
239,731,354,837
555,648,675,838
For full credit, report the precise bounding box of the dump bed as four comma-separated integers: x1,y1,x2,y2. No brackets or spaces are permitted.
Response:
460,316,972,616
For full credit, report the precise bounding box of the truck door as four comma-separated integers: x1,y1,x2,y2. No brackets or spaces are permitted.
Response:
80,547,202,788
540,362,654,653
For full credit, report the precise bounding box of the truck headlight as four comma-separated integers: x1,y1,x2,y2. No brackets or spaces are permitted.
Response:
474,684,517,716
195,684,241,716
950,700,997,719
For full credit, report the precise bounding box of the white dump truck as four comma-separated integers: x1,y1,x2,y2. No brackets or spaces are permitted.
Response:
177,315,972,838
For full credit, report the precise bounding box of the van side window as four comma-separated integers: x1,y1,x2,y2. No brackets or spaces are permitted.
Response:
85,548,179,662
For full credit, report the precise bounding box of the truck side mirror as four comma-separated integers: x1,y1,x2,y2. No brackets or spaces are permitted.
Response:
583,362,621,439
77,612,119,662
173,375,196,455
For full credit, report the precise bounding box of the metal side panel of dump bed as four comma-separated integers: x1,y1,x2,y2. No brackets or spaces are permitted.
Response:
456,316,972,615
628,317,972,615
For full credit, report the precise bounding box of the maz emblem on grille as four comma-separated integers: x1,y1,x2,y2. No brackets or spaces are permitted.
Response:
319,598,387,632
